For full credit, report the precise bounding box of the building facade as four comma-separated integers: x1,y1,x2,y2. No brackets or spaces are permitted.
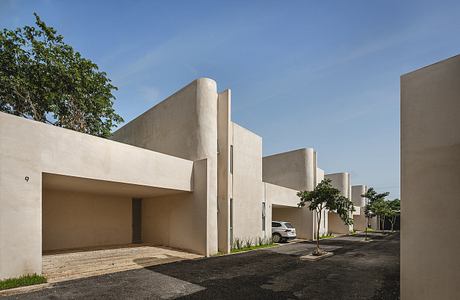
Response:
1,77,367,280
401,55,460,300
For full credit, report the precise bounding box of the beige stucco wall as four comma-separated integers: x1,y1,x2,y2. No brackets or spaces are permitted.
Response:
351,185,367,207
265,183,298,208
0,111,195,279
351,185,367,231
265,183,314,240
327,213,349,234
325,172,353,234
231,123,265,244
142,159,209,255
263,148,316,191
217,90,231,253
43,189,131,251
111,78,218,256
262,149,322,240
401,55,460,300
353,214,367,232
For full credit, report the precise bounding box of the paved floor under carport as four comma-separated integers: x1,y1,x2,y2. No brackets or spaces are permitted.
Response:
42,244,201,283
6,232,400,299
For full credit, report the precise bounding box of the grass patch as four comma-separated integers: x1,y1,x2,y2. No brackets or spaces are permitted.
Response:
365,227,375,233
319,233,334,239
0,274,47,291
230,243,275,253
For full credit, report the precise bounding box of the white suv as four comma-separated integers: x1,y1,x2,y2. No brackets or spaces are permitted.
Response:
272,221,296,243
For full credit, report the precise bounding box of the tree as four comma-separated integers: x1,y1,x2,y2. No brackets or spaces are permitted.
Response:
370,199,390,231
0,13,123,137
362,187,389,236
386,199,400,231
298,178,355,255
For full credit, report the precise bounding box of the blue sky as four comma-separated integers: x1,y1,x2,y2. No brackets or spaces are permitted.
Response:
2,1,460,198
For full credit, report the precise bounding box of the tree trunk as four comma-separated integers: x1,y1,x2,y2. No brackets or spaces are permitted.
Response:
316,209,322,255
365,216,368,240
390,216,396,232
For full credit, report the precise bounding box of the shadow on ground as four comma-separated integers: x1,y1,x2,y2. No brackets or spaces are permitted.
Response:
5,232,400,300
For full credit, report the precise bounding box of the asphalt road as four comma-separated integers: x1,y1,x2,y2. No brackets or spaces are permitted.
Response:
5,232,400,300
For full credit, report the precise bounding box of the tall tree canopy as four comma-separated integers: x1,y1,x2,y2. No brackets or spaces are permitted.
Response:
0,13,123,137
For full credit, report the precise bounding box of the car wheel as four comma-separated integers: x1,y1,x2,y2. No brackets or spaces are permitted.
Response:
272,233,282,243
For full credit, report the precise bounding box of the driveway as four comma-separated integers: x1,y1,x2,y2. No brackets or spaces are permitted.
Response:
43,244,201,283
4,232,400,299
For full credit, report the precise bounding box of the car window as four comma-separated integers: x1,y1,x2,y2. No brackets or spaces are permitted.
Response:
272,222,281,227
284,222,294,228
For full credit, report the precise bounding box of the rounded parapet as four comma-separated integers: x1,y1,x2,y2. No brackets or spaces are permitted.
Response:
325,172,350,198
352,185,367,207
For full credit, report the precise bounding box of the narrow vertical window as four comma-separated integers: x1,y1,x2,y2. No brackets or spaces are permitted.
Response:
230,145,233,174
262,202,266,231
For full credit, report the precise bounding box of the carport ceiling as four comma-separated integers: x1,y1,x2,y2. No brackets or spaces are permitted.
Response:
43,173,189,198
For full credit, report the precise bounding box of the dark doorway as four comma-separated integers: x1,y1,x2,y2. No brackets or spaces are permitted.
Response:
132,198,142,243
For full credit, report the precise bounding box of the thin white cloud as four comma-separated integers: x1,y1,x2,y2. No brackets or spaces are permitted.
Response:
138,86,161,103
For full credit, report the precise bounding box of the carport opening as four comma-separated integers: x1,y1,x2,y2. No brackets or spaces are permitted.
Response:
272,204,328,240
271,204,301,242
41,173,194,282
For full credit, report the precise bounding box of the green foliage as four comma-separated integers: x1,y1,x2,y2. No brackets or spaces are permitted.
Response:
319,233,334,239
362,188,400,231
298,179,354,255
0,274,47,290
244,238,253,249
233,238,243,250
362,187,390,218
231,237,273,253
298,178,355,225
0,13,123,137
388,198,400,212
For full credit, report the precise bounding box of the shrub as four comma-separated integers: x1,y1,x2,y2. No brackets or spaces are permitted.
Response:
319,233,334,239
231,236,275,253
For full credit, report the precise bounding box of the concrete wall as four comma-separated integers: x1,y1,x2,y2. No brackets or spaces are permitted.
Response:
111,78,219,256
43,189,131,251
265,183,299,208
351,185,367,207
325,172,353,234
401,55,460,300
217,90,231,253
231,123,265,243
142,159,210,254
352,185,367,231
353,215,367,232
263,148,316,191
0,112,195,279
265,183,314,240
262,149,321,240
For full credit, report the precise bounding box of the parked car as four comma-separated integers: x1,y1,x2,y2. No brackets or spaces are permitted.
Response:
272,221,296,243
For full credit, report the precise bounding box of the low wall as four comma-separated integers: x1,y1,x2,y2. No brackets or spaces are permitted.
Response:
328,212,352,234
